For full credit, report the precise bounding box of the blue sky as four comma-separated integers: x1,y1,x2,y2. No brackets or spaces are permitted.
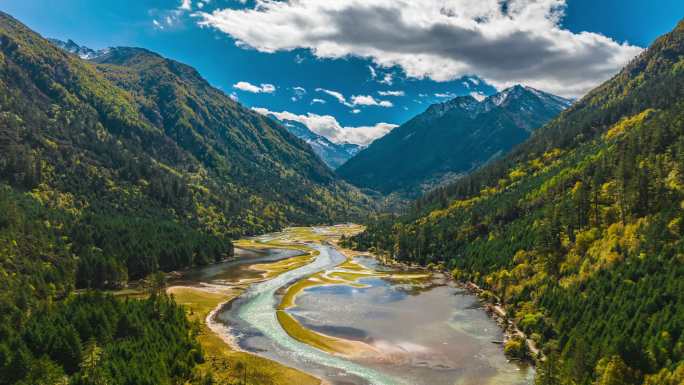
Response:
1,1,681,145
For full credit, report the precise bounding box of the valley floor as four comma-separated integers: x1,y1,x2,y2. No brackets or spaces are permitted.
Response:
167,225,365,385
163,224,531,385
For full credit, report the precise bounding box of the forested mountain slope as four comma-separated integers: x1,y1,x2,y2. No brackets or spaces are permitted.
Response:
337,85,571,197
0,11,368,384
0,11,370,283
89,44,371,225
344,19,684,385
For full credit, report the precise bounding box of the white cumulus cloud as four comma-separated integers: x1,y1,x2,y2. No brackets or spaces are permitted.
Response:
196,0,642,97
378,73,393,85
316,88,351,106
350,95,392,107
233,81,276,93
179,0,192,11
291,86,306,101
316,88,393,108
378,90,405,96
252,107,397,145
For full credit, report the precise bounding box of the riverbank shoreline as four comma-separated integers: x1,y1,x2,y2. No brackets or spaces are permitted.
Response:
167,285,322,385
351,248,540,366
457,281,541,362
164,225,367,385
161,230,341,385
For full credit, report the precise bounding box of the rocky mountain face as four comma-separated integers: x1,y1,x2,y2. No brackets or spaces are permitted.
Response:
272,115,362,169
337,85,571,197
47,38,108,60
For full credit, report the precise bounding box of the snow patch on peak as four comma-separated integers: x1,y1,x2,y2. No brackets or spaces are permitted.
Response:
489,85,525,106
422,84,571,122
484,84,572,110
470,91,486,102
48,38,109,60
268,114,361,169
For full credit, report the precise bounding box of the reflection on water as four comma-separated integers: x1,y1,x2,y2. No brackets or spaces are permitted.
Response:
196,246,532,385
291,263,533,385
176,247,301,284
219,245,400,385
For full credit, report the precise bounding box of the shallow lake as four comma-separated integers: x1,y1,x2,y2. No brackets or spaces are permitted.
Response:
201,243,532,385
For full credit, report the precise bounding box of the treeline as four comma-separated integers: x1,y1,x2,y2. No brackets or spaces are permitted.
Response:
73,215,232,287
0,174,234,289
0,186,211,384
2,291,204,385
344,20,684,385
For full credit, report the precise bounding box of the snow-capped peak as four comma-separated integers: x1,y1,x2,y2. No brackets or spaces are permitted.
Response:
421,85,572,123
48,38,109,60
267,114,361,169
488,85,527,106
484,85,573,110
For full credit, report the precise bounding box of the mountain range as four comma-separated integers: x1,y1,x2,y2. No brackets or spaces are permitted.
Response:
47,37,109,60
337,85,572,196
269,115,362,169
50,39,364,171
0,13,372,385
48,38,570,190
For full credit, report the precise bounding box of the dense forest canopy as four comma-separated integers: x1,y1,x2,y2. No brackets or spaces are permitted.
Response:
0,185,208,385
344,18,684,385
0,11,370,385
